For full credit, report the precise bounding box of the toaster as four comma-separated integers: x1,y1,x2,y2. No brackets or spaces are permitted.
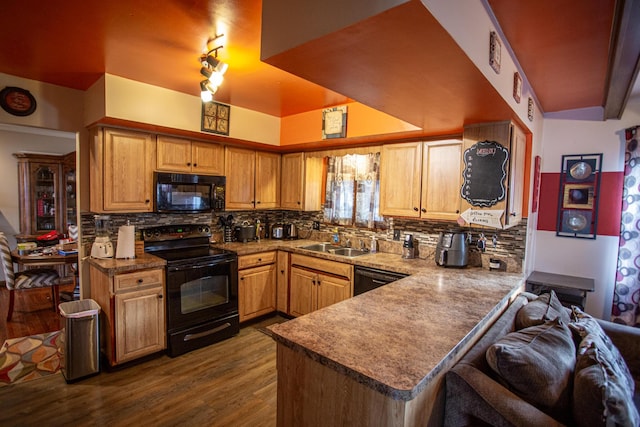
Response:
435,232,468,267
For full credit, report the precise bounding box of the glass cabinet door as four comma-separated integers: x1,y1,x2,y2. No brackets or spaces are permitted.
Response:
32,164,59,233
64,167,77,228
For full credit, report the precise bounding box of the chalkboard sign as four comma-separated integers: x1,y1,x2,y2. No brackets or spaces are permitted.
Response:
461,140,509,207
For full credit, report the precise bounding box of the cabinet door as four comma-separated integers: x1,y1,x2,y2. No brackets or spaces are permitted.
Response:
102,129,154,212
115,286,165,363
280,153,304,210
380,142,423,217
316,273,352,311
156,136,192,172
238,264,276,322
276,251,289,313
225,147,256,210
421,140,462,220
289,267,316,317
505,124,526,227
192,142,224,175
255,151,281,209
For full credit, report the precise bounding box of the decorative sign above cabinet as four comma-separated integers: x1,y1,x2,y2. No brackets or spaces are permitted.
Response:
461,140,509,207
202,101,230,135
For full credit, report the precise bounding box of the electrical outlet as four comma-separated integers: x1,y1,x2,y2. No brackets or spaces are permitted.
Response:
312,221,320,230
393,229,401,240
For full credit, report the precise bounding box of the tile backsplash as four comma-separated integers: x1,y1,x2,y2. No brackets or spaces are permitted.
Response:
81,210,526,273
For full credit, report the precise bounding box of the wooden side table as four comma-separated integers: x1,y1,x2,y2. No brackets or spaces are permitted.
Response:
526,270,595,310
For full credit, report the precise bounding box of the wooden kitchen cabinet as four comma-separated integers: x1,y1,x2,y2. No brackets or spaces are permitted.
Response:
280,153,323,211
237,251,277,322
461,121,526,228
380,140,462,220
89,265,166,366
225,147,280,210
90,127,155,212
156,135,224,175
289,254,352,317
13,152,76,240
276,251,289,313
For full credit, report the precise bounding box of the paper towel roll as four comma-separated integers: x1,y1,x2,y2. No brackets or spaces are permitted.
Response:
116,225,136,259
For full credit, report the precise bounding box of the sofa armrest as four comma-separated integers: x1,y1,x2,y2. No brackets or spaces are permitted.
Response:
597,319,640,381
444,364,566,427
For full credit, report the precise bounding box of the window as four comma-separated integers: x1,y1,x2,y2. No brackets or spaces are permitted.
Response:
323,153,384,228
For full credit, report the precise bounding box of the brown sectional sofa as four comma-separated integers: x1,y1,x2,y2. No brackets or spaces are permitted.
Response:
444,292,640,426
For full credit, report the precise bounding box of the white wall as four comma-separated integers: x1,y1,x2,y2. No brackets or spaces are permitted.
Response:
532,95,640,319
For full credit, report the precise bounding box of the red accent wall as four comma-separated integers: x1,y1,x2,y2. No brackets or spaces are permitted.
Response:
537,171,623,237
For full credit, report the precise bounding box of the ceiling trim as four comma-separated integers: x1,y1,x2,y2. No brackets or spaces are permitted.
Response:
604,0,640,119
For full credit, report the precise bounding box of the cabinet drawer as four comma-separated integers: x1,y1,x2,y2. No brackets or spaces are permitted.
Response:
114,268,164,292
290,254,353,280
238,251,277,269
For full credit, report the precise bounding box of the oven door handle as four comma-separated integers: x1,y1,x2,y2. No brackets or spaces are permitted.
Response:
168,258,236,272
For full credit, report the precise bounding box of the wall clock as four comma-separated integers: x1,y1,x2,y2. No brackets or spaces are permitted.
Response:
0,86,37,116
322,106,347,139
201,101,230,135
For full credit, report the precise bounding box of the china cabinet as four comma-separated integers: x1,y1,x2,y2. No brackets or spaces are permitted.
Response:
14,152,76,240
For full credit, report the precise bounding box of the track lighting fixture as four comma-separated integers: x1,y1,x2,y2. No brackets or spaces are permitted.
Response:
199,34,228,102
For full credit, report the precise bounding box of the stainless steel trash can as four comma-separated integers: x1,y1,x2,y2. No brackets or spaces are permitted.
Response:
58,299,101,382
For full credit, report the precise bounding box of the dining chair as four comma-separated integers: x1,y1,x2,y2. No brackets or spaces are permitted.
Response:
0,232,61,321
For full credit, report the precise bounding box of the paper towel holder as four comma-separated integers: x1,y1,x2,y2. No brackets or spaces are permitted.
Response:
115,221,136,259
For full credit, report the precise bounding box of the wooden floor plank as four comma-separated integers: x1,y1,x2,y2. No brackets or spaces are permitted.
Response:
0,315,283,426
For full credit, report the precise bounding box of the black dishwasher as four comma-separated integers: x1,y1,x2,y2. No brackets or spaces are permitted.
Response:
353,266,408,295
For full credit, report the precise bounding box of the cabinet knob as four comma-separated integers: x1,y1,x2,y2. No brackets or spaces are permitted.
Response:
187,162,191,166
312,280,316,285
158,294,163,299
421,208,426,213
256,201,261,204
510,212,517,216
258,258,262,262
280,270,285,274
137,279,143,284
413,207,419,211
456,210,460,214
297,201,301,205
193,163,197,167
240,277,244,281
145,199,150,204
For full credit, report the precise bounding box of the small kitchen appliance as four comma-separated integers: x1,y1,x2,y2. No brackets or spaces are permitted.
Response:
91,215,114,259
284,223,298,239
271,223,284,239
435,232,468,267
401,234,415,259
234,221,257,243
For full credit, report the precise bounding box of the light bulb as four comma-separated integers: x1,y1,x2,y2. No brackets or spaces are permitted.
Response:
208,71,224,87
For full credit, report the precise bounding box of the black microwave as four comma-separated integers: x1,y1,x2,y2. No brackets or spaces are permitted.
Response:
154,172,225,213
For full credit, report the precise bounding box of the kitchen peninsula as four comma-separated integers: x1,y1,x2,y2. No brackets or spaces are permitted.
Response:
268,263,524,426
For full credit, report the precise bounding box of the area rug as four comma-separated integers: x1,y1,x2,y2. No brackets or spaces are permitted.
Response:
0,331,61,386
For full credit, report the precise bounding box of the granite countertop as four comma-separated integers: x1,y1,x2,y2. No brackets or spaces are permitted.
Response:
215,238,524,401
86,252,166,276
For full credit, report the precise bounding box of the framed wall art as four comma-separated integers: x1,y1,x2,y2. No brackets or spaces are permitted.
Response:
489,31,501,74
556,153,602,239
513,72,522,103
322,106,347,139
202,101,230,135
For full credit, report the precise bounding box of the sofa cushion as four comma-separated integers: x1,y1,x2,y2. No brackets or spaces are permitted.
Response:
485,318,575,421
570,307,635,394
573,338,640,427
515,290,571,330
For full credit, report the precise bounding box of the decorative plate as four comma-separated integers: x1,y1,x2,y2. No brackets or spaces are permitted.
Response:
0,86,37,116
569,161,593,180
565,212,588,231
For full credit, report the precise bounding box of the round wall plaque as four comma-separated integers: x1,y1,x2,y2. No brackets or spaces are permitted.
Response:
0,86,37,116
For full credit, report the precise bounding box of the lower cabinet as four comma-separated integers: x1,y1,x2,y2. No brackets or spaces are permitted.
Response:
89,265,166,366
289,254,353,317
238,251,277,322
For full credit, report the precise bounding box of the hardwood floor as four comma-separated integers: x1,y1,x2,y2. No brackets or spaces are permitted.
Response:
0,283,76,343
0,315,284,427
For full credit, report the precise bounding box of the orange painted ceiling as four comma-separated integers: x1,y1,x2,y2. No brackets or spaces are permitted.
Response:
0,0,628,125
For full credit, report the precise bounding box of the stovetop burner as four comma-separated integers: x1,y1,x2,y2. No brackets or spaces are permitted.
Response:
143,224,235,265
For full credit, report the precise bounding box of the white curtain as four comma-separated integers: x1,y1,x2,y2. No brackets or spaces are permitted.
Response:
324,153,382,227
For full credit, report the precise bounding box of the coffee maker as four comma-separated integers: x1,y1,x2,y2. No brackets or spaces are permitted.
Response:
91,215,114,258
435,232,468,267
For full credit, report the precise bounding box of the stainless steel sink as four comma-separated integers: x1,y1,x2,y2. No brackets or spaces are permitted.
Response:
300,243,343,252
327,248,369,257
299,243,369,257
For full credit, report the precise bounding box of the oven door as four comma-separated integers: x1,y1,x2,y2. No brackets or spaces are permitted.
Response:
166,257,238,332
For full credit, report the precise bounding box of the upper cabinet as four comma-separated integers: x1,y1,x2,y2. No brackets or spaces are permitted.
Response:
461,121,526,228
13,152,76,240
90,127,155,213
225,147,281,210
156,136,224,175
380,140,462,220
280,153,323,211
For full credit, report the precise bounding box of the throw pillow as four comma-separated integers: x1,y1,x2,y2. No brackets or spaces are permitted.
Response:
515,290,571,330
573,340,640,427
569,307,635,393
486,318,575,421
